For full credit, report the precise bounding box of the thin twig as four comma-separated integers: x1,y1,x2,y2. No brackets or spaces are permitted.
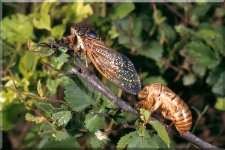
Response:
8,70,50,122
0,85,67,104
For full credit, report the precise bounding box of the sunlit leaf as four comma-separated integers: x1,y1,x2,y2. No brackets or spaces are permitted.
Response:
64,77,100,112
182,73,196,86
151,121,171,148
25,113,44,124
2,14,33,44
51,111,72,127
33,15,51,31
137,41,163,61
38,137,80,148
84,109,105,132
214,97,225,111
187,42,220,69
34,101,54,115
37,80,44,97
117,131,159,149
109,3,135,20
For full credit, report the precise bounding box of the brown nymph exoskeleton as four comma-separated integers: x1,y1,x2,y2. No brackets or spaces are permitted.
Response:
137,83,192,135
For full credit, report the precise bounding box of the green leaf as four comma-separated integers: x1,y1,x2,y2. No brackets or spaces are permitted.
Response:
51,111,72,127
40,2,55,16
90,130,110,148
38,122,56,140
137,125,146,137
39,47,55,57
109,3,135,20
128,132,158,148
151,121,171,148
161,23,176,43
90,133,102,148
175,25,193,35
53,52,70,65
190,3,211,18
25,113,44,124
20,52,39,72
117,131,159,149
38,121,69,141
33,15,51,31
153,9,167,24
37,80,44,97
212,72,225,96
101,96,118,110
34,101,54,115
116,131,135,149
84,110,105,132
206,67,224,85
186,42,220,69
155,135,176,148
182,73,196,86
214,97,225,111
38,137,80,148
140,108,150,123
46,78,62,94
142,76,167,87
192,65,206,77
1,104,23,131
64,77,100,112
139,72,149,81
137,41,163,61
131,17,142,37
198,29,221,39
55,130,70,141
2,14,33,44
61,2,93,24
113,113,128,125
24,127,39,147
51,24,66,39
198,29,224,55
108,26,120,39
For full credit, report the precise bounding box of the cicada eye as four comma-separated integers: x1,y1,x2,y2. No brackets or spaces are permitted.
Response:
86,29,98,39
77,26,88,36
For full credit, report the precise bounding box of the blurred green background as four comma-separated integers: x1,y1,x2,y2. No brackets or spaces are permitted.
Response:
1,1,224,149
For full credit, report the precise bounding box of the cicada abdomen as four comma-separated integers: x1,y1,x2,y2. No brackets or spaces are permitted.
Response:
69,24,141,95
138,83,192,135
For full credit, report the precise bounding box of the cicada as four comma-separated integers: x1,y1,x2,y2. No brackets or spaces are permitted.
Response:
68,24,141,95
137,83,192,135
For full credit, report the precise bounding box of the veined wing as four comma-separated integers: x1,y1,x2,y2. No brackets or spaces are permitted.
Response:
87,42,141,95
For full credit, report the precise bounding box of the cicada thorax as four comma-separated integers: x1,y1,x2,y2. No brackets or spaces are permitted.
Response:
70,24,141,95
138,83,192,135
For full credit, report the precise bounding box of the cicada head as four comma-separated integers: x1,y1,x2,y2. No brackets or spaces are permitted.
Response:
70,24,88,37
138,84,162,100
138,86,149,100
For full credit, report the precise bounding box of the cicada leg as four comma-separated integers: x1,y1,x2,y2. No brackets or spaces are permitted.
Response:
161,110,176,131
73,47,89,73
82,52,88,73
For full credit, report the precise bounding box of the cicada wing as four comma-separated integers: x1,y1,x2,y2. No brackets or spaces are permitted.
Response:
87,43,141,94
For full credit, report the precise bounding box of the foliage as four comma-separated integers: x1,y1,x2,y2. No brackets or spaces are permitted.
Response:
1,2,224,149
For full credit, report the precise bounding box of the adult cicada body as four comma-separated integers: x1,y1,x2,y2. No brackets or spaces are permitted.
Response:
69,24,141,95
